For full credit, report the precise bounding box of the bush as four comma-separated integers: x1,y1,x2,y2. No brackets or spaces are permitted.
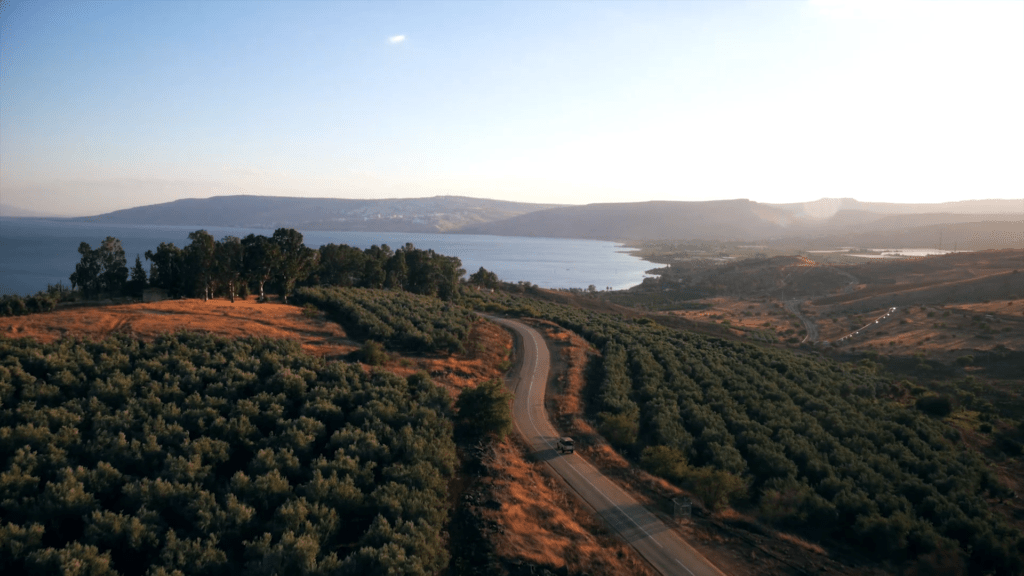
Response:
455,379,513,441
597,411,639,448
639,445,688,481
915,395,953,417
359,340,388,366
687,468,747,512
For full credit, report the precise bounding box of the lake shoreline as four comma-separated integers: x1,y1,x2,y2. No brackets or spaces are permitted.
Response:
0,218,654,297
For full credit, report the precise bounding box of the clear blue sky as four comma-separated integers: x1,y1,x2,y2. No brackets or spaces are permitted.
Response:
1,0,1022,215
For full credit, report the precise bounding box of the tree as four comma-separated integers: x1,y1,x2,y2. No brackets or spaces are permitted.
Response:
94,237,130,295
361,245,392,290
455,379,513,441
70,242,101,298
359,340,388,366
215,236,244,302
185,230,217,300
597,411,639,447
434,254,465,301
468,267,499,289
242,234,280,302
316,244,364,287
639,445,688,482
272,229,315,303
126,255,148,297
145,242,185,297
916,395,953,417
687,468,747,512
384,250,408,290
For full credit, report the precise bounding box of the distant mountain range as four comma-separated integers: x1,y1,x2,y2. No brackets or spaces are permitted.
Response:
69,195,562,233
0,203,59,218
20,194,1021,248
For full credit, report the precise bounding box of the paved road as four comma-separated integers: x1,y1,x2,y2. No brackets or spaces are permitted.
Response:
781,268,860,345
490,316,727,576
784,299,818,344
833,306,898,345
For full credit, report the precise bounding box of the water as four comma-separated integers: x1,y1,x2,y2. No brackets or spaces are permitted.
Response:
0,218,653,296
846,248,964,259
807,248,968,258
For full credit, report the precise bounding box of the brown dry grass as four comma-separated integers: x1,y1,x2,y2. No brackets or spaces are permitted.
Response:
808,298,1022,360
477,438,654,576
4,298,356,355
0,298,513,395
662,297,801,341
386,319,513,395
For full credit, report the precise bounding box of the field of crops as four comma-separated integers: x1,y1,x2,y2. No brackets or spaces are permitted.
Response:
479,293,1022,573
0,333,456,575
295,286,476,354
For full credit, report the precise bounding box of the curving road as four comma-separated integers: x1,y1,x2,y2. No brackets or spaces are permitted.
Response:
489,316,726,576
784,299,818,344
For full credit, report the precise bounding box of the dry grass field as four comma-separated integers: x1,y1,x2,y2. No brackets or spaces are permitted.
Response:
1,297,513,394
809,298,1024,360
661,297,805,343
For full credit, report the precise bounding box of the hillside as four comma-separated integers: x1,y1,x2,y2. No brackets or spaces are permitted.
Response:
0,296,663,576
63,193,1022,245
72,195,561,233
798,220,1024,252
768,198,1023,219
461,199,795,241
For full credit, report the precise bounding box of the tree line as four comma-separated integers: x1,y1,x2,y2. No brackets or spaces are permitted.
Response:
65,229,471,304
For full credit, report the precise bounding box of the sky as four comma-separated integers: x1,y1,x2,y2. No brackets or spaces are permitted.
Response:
1,0,1022,216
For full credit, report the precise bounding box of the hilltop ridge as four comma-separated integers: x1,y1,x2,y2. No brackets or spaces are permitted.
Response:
45,194,1024,247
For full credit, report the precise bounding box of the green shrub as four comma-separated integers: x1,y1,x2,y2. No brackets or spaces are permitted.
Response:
597,411,639,448
455,379,513,442
687,468,747,512
359,340,388,366
639,445,688,481
915,395,953,417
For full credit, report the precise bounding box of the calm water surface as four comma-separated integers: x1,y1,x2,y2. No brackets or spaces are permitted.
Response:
0,218,653,296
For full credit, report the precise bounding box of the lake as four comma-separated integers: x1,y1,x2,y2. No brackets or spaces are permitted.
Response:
0,218,654,297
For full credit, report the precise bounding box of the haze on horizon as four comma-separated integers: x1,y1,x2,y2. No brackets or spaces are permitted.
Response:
1,0,1022,217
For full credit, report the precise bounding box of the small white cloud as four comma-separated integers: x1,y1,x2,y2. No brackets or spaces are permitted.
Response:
388,35,405,44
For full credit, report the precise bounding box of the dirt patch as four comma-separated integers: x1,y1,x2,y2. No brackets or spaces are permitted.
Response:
4,298,358,358
662,298,803,339
456,438,654,576
1,298,514,395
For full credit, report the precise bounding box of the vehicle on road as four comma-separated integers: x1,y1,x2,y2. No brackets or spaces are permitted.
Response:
557,437,575,454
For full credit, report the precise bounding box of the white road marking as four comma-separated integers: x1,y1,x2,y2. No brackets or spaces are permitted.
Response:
676,559,697,576
499,317,724,576
521,329,661,545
